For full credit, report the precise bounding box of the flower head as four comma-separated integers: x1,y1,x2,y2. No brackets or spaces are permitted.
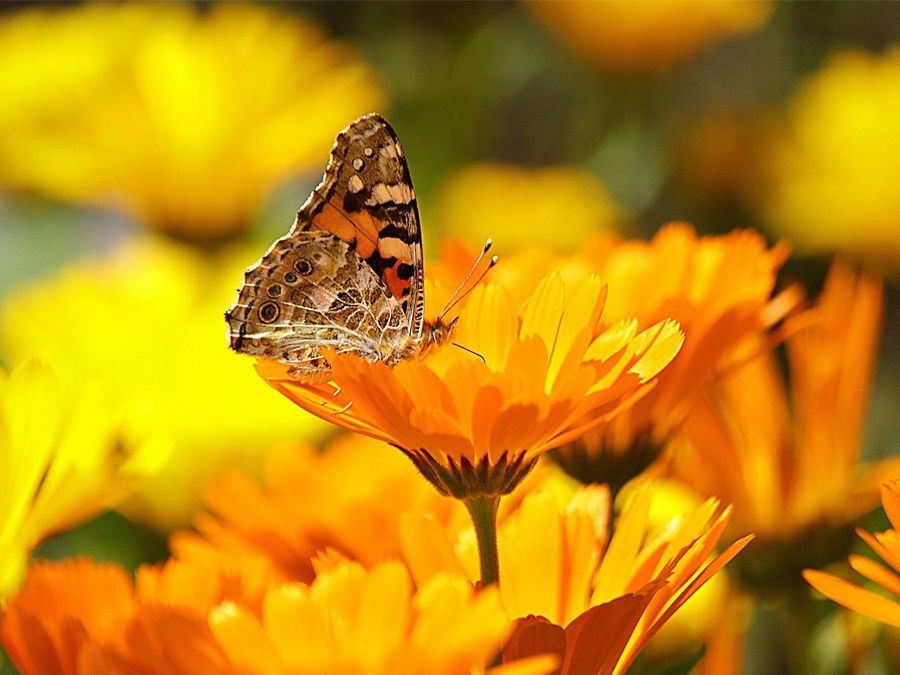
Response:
0,3,385,241
431,164,625,253
0,361,156,598
0,557,532,675
256,274,683,499
495,225,795,489
0,237,327,530
763,47,900,271
672,261,892,547
528,0,772,74
401,481,749,674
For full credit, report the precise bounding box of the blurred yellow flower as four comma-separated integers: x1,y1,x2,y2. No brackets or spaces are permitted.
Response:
671,262,894,544
0,3,385,241
805,481,900,629
0,361,158,599
430,164,625,253
255,274,683,500
528,0,772,74
402,483,749,674
763,46,900,271
0,237,327,531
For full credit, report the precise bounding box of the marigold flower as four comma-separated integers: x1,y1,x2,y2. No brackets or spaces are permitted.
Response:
401,483,750,674
763,47,900,271
528,0,772,74
0,361,156,598
0,238,327,531
431,164,625,252
256,274,683,500
804,481,900,629
0,3,385,241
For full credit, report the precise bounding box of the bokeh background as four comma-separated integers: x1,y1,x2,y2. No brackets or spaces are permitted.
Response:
1,2,899,673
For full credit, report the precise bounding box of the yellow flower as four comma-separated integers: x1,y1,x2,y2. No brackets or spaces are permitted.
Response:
429,164,625,253
210,561,522,675
0,3,385,241
254,273,683,500
763,46,900,271
528,0,772,74
0,361,157,598
804,481,900,628
671,261,894,544
402,482,750,674
0,237,327,531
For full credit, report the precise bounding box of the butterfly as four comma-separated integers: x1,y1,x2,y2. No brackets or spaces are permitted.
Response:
225,114,486,382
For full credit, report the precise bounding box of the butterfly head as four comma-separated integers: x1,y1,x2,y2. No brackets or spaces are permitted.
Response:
424,315,459,347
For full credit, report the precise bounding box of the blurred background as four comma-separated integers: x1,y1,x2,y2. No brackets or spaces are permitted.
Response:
0,2,898,673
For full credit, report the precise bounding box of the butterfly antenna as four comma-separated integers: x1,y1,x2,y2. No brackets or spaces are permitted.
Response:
451,342,486,364
438,239,498,321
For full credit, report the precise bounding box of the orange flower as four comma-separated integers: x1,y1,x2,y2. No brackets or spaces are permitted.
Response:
0,557,540,675
256,274,683,500
805,481,900,628
171,434,463,584
0,559,136,674
671,261,894,543
488,224,795,491
401,483,750,674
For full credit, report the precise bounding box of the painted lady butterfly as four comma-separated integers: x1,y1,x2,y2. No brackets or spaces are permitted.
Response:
226,114,475,382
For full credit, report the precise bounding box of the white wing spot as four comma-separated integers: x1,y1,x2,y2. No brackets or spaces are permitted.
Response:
348,174,365,194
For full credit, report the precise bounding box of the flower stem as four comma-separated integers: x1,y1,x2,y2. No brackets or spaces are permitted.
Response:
464,494,501,587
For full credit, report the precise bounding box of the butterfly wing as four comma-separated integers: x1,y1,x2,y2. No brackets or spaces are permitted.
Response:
291,113,425,339
225,229,411,382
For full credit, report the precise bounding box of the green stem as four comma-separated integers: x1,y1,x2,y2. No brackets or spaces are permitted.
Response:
464,494,501,587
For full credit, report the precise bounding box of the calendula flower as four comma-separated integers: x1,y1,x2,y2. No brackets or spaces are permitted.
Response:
763,47,900,271
1,557,547,675
0,3,385,241
430,164,625,253
402,482,750,674
257,276,682,498
528,0,772,74
173,432,559,589
0,237,327,531
173,434,463,584
254,271,682,587
497,224,795,493
804,481,900,628
666,262,898,671
0,361,157,598
672,262,893,545
209,561,535,675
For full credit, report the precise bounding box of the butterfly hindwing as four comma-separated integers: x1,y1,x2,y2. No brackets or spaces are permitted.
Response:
291,114,425,339
225,229,411,382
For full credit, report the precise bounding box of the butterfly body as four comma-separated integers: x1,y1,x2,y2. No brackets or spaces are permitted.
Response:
226,114,451,382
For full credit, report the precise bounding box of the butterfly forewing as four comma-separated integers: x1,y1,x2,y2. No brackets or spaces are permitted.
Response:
292,114,425,339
